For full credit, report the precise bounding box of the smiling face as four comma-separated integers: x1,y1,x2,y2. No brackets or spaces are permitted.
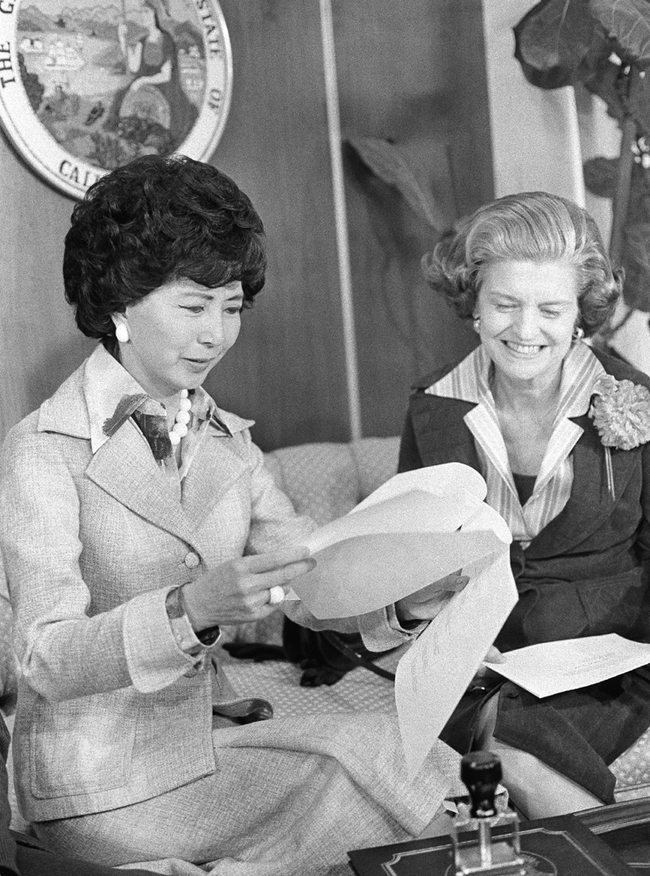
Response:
112,278,243,403
475,259,580,390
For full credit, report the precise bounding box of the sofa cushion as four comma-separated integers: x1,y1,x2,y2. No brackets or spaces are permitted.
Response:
351,437,401,499
264,437,399,525
263,442,361,526
611,726,650,800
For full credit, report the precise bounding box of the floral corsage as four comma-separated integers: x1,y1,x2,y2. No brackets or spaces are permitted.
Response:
588,374,650,499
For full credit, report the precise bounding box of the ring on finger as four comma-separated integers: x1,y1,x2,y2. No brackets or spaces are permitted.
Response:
267,585,285,606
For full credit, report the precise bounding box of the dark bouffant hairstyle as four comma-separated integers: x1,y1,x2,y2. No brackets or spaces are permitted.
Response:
64,154,266,339
422,191,622,337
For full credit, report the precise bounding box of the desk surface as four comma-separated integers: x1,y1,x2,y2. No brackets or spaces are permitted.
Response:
348,809,644,876
578,798,650,873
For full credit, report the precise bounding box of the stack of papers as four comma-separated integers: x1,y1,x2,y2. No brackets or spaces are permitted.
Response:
286,464,650,777
289,463,518,777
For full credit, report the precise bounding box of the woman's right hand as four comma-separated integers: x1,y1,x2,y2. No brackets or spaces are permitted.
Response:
181,546,316,630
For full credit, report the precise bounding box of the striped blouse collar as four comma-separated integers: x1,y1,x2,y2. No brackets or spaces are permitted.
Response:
424,342,606,544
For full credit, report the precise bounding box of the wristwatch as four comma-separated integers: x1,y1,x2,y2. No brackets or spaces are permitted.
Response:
165,585,221,647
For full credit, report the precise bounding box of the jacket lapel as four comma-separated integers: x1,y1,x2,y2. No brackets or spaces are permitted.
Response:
86,420,196,544
181,433,248,535
526,413,639,558
39,350,252,548
39,359,196,543
413,394,640,558
85,426,250,549
410,394,481,470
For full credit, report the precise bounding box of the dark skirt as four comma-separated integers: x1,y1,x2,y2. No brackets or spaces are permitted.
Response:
441,661,650,803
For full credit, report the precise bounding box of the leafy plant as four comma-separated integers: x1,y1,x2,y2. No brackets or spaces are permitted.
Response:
514,0,650,331
346,136,447,233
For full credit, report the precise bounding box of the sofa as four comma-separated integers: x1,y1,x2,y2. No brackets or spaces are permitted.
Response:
244,436,650,803
0,435,649,839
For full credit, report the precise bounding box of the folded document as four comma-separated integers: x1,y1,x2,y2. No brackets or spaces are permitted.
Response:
289,463,519,778
489,633,650,699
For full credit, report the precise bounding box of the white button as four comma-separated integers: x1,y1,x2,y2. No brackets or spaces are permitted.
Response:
184,552,200,569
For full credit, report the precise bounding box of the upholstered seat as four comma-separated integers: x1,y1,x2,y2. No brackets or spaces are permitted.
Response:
264,437,402,526
260,436,650,803
0,434,648,837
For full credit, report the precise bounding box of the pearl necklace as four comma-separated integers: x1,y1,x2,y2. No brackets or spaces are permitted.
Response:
169,389,192,447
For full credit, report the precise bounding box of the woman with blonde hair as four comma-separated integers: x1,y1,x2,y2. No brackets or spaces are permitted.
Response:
400,191,650,819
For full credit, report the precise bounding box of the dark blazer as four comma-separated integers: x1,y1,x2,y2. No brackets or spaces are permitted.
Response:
399,349,650,802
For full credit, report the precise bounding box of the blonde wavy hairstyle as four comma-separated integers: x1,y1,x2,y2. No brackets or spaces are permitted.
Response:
422,191,622,337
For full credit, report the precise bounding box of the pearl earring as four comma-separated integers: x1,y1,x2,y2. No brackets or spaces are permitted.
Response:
572,325,585,343
115,323,130,344
472,316,481,334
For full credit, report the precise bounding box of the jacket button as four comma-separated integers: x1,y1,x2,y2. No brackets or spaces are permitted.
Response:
184,552,200,569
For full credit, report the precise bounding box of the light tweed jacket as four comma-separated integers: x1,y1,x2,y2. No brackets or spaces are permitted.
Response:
0,348,413,823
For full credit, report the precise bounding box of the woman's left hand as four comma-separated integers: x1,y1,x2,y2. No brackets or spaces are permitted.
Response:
395,572,469,625
476,645,504,671
472,645,505,683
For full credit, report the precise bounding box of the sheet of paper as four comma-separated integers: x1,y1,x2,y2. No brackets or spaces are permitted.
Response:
293,527,504,618
287,464,517,777
290,466,507,618
351,462,488,513
394,501,517,778
489,633,650,699
302,489,483,554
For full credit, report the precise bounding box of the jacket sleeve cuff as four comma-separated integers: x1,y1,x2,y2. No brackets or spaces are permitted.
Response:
357,605,426,652
123,587,207,693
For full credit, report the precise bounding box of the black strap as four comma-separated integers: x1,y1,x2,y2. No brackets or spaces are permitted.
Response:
320,631,396,682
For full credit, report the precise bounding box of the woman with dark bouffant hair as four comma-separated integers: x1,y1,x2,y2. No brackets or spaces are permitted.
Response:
400,190,650,820
63,154,265,337
0,154,462,875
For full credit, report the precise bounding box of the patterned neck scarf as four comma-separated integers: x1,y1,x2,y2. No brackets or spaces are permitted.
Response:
131,410,175,462
91,343,231,471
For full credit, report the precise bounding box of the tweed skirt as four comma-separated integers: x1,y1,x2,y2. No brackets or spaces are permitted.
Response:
34,712,459,876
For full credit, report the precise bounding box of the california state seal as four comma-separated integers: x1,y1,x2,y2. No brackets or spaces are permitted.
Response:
0,0,232,198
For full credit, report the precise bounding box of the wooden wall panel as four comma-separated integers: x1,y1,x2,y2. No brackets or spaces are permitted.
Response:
0,133,93,441
199,1,350,449
0,1,350,451
335,0,493,438
0,0,493,449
